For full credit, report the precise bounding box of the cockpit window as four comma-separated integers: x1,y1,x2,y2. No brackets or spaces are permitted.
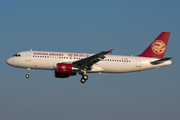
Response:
13,54,21,57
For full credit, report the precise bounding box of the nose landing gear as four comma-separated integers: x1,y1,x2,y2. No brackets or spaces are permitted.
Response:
25,68,30,79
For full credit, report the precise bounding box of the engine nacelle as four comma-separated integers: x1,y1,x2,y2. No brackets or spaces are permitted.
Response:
57,63,72,73
55,71,77,78
55,71,70,78
55,63,77,78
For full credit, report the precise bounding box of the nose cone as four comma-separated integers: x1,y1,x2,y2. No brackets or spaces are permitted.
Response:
6,58,14,66
6,58,11,65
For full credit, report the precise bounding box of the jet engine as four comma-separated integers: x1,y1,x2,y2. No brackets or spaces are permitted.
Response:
55,63,77,78
57,63,72,73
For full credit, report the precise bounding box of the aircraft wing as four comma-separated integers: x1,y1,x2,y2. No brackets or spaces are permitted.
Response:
73,49,113,70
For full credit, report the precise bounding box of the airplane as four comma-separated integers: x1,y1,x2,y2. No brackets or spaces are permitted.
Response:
6,32,173,83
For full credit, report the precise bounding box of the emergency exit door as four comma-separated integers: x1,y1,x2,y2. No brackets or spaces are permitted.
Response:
136,58,141,67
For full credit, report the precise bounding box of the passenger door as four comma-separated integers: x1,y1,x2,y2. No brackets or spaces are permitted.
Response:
26,51,31,61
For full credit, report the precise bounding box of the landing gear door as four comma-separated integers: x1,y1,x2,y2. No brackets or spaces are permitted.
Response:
136,58,141,67
26,51,31,61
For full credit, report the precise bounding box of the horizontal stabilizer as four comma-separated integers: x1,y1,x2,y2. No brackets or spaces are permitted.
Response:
150,57,172,65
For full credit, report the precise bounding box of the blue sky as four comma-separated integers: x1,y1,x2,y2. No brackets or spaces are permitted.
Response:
0,0,180,120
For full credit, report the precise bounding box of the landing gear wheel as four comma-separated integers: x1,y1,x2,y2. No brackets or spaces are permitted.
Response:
25,68,30,79
83,75,88,80
79,70,88,83
25,74,30,79
81,78,86,83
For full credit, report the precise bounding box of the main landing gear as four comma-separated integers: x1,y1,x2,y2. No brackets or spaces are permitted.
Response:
25,68,30,79
80,72,88,84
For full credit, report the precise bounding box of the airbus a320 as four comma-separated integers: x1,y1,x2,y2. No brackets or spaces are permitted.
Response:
6,32,173,83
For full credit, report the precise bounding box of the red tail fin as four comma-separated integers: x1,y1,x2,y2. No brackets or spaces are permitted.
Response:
138,32,171,59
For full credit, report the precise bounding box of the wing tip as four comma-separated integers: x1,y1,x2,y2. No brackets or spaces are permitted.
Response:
108,49,113,54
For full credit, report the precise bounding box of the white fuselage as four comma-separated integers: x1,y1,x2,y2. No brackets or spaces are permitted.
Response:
6,51,173,73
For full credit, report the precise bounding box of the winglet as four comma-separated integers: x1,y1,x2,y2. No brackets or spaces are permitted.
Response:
108,49,113,54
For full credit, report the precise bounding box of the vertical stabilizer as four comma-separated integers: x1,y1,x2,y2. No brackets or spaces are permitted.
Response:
138,32,170,59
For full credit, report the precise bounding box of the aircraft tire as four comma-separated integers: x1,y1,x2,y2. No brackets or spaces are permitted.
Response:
81,78,86,83
83,75,88,80
25,74,30,79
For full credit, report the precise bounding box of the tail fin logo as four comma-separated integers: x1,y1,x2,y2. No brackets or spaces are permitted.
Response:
151,40,166,55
